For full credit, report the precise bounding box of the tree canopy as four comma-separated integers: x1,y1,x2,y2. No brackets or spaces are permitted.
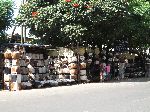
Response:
127,0,150,48
0,0,14,43
17,0,150,48
0,0,14,33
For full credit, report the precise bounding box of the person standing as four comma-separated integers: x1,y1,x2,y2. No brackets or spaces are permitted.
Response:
145,56,150,77
99,63,106,82
119,57,125,80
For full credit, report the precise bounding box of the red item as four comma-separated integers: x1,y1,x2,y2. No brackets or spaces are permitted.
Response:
65,0,71,2
85,5,92,8
106,66,110,73
100,72,103,80
72,3,80,8
32,12,38,17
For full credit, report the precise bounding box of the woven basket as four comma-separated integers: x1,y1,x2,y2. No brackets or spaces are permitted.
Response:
11,66,21,74
80,62,86,69
4,52,12,59
69,63,77,69
71,75,77,80
11,52,20,59
72,56,77,62
70,69,78,75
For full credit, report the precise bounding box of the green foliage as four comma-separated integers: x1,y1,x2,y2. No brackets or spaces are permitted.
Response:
125,0,150,47
17,0,150,48
0,0,14,34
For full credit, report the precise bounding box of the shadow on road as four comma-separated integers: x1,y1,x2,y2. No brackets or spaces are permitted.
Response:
104,77,150,83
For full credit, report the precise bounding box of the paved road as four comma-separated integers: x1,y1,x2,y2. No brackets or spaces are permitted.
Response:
0,78,150,112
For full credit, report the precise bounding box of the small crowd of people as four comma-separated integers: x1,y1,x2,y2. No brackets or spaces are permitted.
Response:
99,57,128,82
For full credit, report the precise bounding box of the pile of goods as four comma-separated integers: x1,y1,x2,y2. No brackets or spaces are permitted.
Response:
0,52,4,90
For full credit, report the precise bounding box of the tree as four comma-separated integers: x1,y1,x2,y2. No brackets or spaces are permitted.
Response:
17,0,127,46
126,0,150,49
0,0,14,43
17,0,150,49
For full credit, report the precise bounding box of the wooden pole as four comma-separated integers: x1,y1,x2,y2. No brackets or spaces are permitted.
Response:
21,25,23,44
77,42,80,84
21,0,26,44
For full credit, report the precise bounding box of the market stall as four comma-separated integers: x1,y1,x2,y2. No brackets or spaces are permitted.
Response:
0,52,4,90
2,44,50,90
